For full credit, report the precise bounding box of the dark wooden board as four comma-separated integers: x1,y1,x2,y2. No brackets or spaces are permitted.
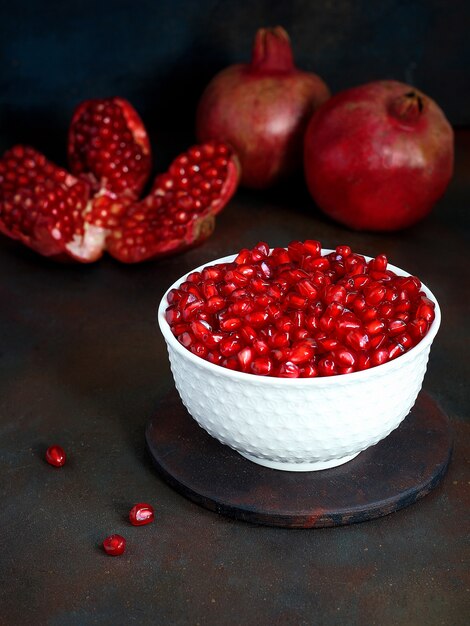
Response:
146,389,452,528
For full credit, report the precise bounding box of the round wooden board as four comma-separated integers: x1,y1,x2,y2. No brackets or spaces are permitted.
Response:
146,390,452,528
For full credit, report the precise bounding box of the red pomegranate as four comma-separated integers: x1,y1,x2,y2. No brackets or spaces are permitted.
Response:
196,27,330,188
304,80,454,231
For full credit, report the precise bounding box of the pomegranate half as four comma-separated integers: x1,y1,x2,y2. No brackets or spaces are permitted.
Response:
304,80,454,231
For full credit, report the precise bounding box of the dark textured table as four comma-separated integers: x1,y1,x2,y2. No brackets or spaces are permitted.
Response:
0,132,469,625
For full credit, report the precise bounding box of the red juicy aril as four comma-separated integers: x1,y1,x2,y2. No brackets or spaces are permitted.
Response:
0,140,238,263
102,534,126,556
45,445,66,467
129,503,154,526
68,97,152,200
197,26,330,188
304,81,454,231
165,241,436,378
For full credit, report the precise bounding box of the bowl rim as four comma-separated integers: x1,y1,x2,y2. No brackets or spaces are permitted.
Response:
157,249,441,385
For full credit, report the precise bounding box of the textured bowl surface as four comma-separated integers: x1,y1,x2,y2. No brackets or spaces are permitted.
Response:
158,252,441,471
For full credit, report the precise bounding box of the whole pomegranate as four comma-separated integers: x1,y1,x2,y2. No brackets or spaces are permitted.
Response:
196,26,330,188
304,81,454,231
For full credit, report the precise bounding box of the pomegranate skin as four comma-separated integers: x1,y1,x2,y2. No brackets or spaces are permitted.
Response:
196,27,330,189
304,80,454,231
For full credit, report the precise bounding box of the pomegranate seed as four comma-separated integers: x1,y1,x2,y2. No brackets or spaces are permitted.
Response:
275,316,294,332
129,503,154,526
206,296,225,312
238,346,254,370
416,297,435,323
334,348,357,367
222,357,239,371
409,318,428,339
235,249,251,264
318,337,341,352
370,333,387,349
361,306,378,322
365,285,386,305
371,254,388,271
296,279,319,299
352,275,370,289
45,445,66,467
395,332,413,349
388,342,405,360
318,358,337,376
304,240,322,257
270,330,290,348
336,245,351,257
346,329,369,351
285,292,308,309
251,356,274,376
202,281,218,298
365,319,385,335
356,353,371,370
240,325,257,343
300,363,318,377
325,285,347,304
278,361,300,378
167,288,182,304
103,534,126,556
378,302,394,318
190,343,208,358
166,241,434,377
388,319,407,336
220,317,242,331
290,342,315,364
319,314,335,332
371,349,389,366
219,336,243,356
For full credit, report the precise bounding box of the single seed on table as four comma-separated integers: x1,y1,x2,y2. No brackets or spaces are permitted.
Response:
103,534,126,556
129,503,155,526
45,445,66,467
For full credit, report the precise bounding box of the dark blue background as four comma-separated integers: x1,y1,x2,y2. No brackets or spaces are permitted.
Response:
0,0,467,170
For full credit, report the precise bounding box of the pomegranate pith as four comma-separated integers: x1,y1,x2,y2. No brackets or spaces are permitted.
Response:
165,241,436,378
45,445,66,467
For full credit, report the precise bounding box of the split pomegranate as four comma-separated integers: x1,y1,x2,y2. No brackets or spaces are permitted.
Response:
129,503,154,526
196,26,330,188
68,97,152,200
45,445,66,467
304,81,454,231
102,534,126,556
165,241,436,378
0,141,239,263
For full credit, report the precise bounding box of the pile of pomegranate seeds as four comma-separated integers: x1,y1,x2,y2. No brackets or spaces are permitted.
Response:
165,241,436,378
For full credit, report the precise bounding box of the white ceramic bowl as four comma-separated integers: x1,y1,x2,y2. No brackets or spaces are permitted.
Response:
158,251,441,472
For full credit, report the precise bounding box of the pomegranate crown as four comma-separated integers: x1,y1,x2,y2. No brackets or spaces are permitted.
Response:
389,90,425,125
250,26,295,73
